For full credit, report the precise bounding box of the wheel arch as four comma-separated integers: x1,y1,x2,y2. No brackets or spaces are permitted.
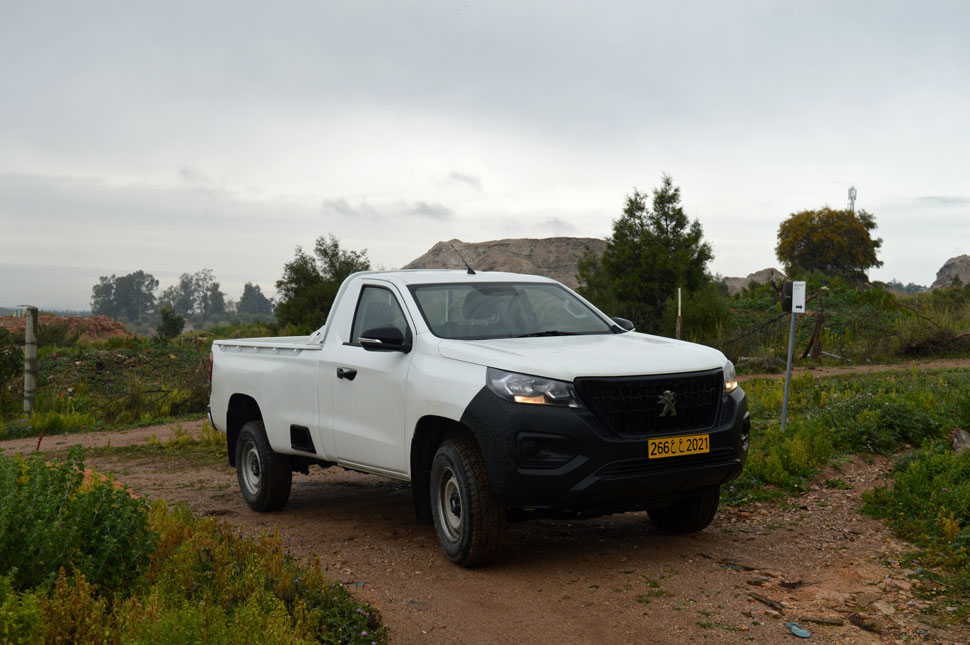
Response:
409,415,477,524
226,393,263,466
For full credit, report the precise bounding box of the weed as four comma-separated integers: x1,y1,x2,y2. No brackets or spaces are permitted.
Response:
824,478,852,489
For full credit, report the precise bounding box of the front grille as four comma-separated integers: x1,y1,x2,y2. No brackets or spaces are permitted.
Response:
575,369,722,436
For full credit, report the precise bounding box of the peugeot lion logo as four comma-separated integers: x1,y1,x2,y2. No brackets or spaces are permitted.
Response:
658,390,677,417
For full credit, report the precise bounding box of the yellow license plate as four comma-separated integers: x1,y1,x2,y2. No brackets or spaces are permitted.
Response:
648,434,710,459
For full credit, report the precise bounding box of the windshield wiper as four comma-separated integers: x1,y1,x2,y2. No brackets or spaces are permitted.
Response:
515,330,579,338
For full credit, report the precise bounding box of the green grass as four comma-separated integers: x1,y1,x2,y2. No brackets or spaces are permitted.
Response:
731,367,970,622
1,336,210,439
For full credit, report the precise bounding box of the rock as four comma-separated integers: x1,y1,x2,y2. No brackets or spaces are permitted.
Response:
723,268,787,296
856,592,880,608
403,237,606,289
747,576,771,586
951,428,970,455
931,254,970,290
765,609,782,619
873,601,895,615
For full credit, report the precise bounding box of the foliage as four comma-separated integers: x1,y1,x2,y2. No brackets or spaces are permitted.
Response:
883,279,928,295
775,207,882,282
159,268,227,322
275,234,371,332
0,446,158,592
0,453,386,643
91,270,160,322
577,174,713,333
727,369,970,504
863,442,970,617
0,336,210,437
156,302,186,340
238,282,275,317
660,281,732,347
0,329,22,403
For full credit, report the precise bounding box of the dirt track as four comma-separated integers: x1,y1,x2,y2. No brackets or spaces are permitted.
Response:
4,358,970,643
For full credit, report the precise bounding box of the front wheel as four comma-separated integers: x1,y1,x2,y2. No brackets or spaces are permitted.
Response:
430,437,505,567
236,420,292,512
648,485,720,534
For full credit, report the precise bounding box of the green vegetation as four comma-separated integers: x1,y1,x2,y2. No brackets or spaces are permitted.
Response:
863,443,970,617
0,335,210,439
677,277,970,369
0,448,386,644
89,268,276,335
775,207,883,283
731,368,970,619
578,174,714,334
275,234,371,333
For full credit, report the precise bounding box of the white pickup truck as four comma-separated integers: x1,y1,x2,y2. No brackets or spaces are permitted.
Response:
209,270,749,566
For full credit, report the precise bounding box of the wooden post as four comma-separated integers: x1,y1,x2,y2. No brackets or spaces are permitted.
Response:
675,288,683,340
23,306,38,414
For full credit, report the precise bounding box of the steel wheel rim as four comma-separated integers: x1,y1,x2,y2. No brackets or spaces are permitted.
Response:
241,440,262,496
436,465,463,542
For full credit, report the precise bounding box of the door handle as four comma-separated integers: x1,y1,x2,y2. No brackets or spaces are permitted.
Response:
336,367,357,381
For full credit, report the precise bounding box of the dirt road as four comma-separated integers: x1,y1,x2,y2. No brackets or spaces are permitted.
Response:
4,358,969,643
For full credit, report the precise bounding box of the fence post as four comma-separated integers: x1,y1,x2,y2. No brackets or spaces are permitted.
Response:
23,305,38,414
675,288,682,340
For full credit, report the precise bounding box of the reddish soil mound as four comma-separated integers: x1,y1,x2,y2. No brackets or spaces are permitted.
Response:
0,315,133,340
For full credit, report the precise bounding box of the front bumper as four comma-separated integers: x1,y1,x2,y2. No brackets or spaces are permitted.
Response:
459,385,749,513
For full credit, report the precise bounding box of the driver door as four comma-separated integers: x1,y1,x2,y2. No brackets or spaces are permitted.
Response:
330,284,413,474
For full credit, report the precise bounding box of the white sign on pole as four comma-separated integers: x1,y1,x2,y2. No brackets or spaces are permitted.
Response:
791,281,806,313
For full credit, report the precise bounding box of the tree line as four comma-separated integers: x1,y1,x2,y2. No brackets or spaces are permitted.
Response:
90,177,887,340
91,269,274,328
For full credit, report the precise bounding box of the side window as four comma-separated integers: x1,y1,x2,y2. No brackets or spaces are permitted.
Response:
350,286,408,344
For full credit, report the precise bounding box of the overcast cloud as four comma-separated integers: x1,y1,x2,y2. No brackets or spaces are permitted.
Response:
1,0,968,308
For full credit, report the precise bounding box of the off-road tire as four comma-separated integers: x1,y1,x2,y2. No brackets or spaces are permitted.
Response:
236,420,292,512
648,484,720,534
430,437,505,567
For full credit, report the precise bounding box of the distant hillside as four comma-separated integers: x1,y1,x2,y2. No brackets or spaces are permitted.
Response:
932,255,970,289
403,237,606,289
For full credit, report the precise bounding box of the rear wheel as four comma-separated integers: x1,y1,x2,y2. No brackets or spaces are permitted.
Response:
236,420,292,512
648,485,720,534
430,437,505,567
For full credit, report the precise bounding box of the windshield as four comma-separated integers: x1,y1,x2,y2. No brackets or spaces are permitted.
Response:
408,282,614,340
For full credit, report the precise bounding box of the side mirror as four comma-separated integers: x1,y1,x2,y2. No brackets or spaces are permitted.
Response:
359,326,412,353
611,316,635,332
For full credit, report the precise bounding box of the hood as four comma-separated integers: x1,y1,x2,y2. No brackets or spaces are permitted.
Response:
436,332,726,381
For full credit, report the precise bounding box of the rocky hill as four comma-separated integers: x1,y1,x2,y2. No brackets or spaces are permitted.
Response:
722,268,786,295
932,255,970,289
403,237,606,289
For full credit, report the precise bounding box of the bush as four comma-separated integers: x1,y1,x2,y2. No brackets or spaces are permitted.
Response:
156,303,186,340
0,451,387,643
0,446,158,592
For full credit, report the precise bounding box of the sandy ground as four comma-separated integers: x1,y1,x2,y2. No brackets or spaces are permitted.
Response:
4,358,970,644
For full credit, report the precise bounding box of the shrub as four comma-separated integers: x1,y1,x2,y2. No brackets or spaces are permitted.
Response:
0,451,387,643
0,446,158,592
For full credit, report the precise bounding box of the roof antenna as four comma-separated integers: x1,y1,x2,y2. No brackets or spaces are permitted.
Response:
450,243,476,275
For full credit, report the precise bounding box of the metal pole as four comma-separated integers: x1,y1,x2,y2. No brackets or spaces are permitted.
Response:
781,310,797,431
23,306,38,414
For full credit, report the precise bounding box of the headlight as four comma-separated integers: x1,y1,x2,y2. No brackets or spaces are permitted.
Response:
723,360,738,393
486,368,582,408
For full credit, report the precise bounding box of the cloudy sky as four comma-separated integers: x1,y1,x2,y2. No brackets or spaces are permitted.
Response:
1,1,968,309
